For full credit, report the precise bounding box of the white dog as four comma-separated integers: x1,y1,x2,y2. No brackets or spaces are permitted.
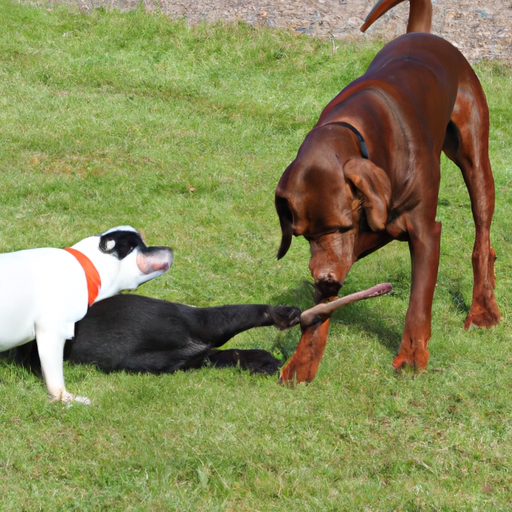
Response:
0,226,173,403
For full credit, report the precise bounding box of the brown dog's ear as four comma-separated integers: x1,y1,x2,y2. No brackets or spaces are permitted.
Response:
344,158,391,231
275,196,293,259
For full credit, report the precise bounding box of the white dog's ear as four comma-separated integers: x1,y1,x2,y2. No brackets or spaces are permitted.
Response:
99,230,144,259
105,239,116,251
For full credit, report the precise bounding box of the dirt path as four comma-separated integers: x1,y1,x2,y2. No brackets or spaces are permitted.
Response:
58,0,512,63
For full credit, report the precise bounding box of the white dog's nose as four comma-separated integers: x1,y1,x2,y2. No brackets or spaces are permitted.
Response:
136,246,174,275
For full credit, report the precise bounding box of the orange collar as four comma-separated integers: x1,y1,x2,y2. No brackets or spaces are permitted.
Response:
64,247,102,306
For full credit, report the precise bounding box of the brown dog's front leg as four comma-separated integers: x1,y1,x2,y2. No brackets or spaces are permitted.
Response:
279,318,331,385
393,220,442,371
279,283,393,384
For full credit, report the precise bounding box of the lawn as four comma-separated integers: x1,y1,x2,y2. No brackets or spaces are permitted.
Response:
1,1,512,510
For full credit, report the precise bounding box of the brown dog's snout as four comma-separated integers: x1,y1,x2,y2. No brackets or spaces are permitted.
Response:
316,271,339,284
307,231,355,302
310,258,345,301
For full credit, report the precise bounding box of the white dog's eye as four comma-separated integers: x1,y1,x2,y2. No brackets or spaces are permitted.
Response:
105,239,116,251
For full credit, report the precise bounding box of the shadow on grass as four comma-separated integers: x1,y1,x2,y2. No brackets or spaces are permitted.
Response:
447,285,471,316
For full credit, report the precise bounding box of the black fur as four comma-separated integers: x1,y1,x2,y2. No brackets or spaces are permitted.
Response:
16,294,301,375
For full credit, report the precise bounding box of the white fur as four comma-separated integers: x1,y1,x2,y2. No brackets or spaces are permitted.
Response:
0,226,173,403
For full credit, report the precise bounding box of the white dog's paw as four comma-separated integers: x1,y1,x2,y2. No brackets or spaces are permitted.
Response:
73,395,92,405
54,392,91,405
51,391,74,404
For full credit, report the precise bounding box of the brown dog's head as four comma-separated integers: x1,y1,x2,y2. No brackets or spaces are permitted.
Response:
275,124,391,302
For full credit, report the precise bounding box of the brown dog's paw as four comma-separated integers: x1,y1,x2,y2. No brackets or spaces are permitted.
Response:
464,299,501,330
278,364,298,387
392,347,429,372
278,319,331,385
392,354,409,370
278,357,312,386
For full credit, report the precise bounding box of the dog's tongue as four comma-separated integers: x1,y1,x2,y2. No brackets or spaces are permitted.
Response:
279,283,392,385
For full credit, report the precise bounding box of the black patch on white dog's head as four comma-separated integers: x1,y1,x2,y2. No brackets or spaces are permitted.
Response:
99,230,145,260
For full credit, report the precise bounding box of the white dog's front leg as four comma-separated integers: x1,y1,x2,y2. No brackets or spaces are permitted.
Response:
35,325,89,404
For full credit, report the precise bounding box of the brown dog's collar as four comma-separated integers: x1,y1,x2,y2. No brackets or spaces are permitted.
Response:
325,121,369,159
64,247,102,306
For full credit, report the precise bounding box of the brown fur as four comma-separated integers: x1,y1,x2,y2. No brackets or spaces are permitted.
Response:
276,0,500,384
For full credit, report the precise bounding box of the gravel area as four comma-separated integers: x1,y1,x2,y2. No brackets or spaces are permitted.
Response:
50,0,512,63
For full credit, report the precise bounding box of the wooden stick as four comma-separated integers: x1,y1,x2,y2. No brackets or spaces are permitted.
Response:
300,282,392,328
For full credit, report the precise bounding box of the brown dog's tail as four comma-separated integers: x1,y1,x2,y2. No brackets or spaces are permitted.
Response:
360,0,432,34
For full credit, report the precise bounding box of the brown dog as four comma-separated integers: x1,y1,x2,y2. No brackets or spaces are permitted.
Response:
275,0,501,384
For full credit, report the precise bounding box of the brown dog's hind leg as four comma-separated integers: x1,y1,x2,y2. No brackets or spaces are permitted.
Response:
443,83,501,329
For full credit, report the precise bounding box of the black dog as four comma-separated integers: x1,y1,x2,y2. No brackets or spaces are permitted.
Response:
16,294,301,376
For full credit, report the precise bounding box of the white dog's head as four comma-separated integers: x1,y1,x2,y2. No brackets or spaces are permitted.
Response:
71,226,174,302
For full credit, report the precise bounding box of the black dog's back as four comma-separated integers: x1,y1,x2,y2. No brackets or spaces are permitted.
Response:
15,294,300,375
70,294,300,374
70,295,217,373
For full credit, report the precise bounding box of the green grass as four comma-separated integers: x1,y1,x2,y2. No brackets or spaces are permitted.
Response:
1,0,512,509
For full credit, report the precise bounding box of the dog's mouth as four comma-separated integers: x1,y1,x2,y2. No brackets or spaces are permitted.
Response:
313,279,343,304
